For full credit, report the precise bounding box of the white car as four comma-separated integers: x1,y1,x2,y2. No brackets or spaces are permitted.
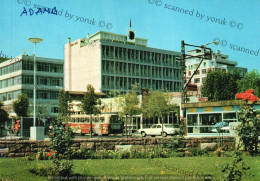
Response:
137,124,179,137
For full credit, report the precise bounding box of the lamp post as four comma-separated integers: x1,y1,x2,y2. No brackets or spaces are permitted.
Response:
180,40,218,136
28,38,43,140
180,40,219,103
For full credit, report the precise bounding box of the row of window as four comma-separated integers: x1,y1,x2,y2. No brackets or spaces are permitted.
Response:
0,76,21,89
0,75,63,89
0,89,59,101
188,69,207,76
102,60,181,79
23,60,63,73
0,60,63,77
102,45,179,66
22,89,59,99
0,90,21,101
22,75,63,87
101,75,181,92
0,62,22,75
187,62,213,70
187,113,237,134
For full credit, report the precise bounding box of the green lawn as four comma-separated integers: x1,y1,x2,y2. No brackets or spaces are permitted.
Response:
0,157,259,181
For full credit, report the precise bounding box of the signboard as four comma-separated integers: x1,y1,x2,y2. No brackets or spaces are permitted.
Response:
223,106,232,111
204,107,213,112
189,108,197,113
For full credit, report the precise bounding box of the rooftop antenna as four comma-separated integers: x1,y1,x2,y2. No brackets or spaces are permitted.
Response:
23,49,27,55
130,19,131,28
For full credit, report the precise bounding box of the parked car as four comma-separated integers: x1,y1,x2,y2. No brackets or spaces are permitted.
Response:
137,124,179,137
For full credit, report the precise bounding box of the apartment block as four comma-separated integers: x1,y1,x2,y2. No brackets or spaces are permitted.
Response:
186,49,247,87
0,55,63,117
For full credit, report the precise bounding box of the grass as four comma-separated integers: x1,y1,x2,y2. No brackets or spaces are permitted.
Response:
0,157,259,181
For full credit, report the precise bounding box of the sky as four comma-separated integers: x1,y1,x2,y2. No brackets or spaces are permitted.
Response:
0,0,259,72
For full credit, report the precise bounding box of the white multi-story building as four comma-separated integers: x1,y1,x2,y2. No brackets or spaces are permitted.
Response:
0,55,63,117
185,49,247,88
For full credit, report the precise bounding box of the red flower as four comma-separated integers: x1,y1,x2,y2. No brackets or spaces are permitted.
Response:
235,93,244,99
250,95,259,103
47,150,54,157
245,89,254,94
242,93,252,101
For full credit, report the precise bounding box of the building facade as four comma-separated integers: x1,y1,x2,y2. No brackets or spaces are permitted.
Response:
186,49,247,88
0,55,63,117
64,30,183,95
182,100,260,137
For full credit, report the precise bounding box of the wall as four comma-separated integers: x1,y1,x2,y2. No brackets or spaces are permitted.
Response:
0,136,235,157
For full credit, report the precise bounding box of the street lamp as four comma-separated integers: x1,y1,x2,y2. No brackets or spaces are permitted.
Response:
203,41,219,47
180,40,219,103
179,40,219,136
28,38,43,140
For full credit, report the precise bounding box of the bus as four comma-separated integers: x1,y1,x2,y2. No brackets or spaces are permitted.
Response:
68,114,123,136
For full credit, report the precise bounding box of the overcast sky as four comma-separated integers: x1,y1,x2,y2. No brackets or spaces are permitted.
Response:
1,0,259,72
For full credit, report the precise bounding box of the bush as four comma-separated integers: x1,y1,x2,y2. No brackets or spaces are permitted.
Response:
189,148,209,156
31,163,57,176
58,160,73,177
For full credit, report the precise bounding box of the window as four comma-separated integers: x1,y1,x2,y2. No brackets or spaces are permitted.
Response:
223,112,236,120
22,75,33,84
194,78,200,83
22,60,33,70
51,107,59,113
50,91,59,99
22,89,33,98
188,71,191,76
187,114,198,126
38,91,48,99
195,70,200,75
202,69,206,74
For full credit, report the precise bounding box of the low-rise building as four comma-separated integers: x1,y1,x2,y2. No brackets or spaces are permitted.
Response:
0,55,63,117
182,100,260,137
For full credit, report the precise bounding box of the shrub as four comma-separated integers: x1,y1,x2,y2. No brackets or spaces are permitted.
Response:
57,160,73,177
189,148,209,157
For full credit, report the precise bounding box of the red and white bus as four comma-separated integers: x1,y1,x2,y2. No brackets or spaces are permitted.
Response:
68,114,123,136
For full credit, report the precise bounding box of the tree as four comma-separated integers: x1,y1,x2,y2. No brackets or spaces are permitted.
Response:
201,70,240,101
142,91,171,136
117,86,140,138
238,69,260,97
12,94,29,117
58,89,72,122
0,101,9,123
81,84,101,138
